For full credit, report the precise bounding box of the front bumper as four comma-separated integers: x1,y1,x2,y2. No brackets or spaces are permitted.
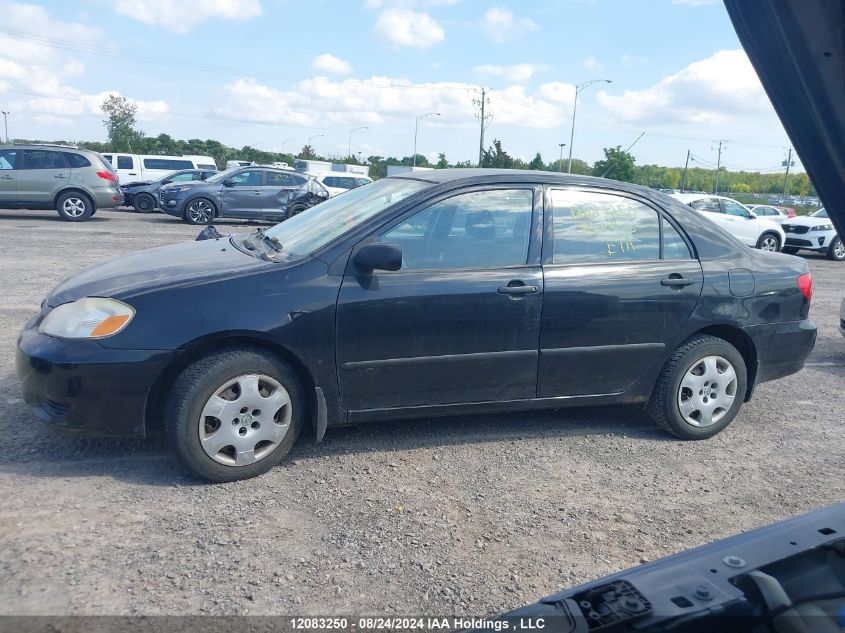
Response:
159,193,188,218
784,230,835,251
15,320,174,438
745,319,816,387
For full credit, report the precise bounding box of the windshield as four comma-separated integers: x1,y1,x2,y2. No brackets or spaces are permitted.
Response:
263,177,430,257
205,168,241,183
811,208,828,218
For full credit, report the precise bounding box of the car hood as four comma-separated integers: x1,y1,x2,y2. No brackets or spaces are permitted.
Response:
47,238,267,306
784,216,830,228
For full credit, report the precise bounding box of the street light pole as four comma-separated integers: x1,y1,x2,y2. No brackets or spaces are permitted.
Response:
413,112,440,167
348,126,368,158
1,111,8,144
307,134,325,156
558,143,566,172
567,79,611,174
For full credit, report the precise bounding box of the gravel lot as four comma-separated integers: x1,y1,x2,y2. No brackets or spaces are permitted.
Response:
0,207,843,616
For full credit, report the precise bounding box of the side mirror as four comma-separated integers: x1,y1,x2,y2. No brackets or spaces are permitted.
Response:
353,243,402,273
223,179,235,187
162,179,171,185
747,211,757,219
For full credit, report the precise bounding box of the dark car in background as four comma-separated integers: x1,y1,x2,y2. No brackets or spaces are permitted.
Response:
159,166,329,224
120,168,217,213
16,170,816,482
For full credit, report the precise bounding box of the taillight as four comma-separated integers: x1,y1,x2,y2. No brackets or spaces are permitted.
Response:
797,272,813,302
96,171,116,182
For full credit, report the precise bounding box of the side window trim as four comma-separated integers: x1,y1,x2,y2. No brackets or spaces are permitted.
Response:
542,185,696,265
350,183,543,274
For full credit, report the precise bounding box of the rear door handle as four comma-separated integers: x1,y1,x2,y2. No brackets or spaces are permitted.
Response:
661,275,695,287
54,174,67,178
498,282,539,296
0,174,13,180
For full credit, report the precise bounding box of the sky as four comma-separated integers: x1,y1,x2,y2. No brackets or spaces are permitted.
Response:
0,0,804,173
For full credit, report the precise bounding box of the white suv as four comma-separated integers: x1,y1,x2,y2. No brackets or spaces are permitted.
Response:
671,194,785,252
312,173,372,197
782,208,844,261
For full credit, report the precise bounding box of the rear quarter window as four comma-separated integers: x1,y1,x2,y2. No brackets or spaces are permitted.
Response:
63,152,92,168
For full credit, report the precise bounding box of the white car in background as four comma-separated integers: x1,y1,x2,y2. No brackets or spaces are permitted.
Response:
311,172,373,197
748,204,792,224
782,208,844,261
671,193,785,252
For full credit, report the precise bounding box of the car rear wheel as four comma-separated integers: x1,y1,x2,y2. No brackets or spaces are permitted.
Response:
184,198,216,225
827,236,845,261
782,246,799,255
646,335,747,440
56,192,94,222
756,232,780,252
165,348,305,482
133,192,156,213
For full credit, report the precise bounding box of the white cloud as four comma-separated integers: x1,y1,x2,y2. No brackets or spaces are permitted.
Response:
596,49,768,126
312,53,353,76
536,81,576,106
582,56,604,71
373,8,445,48
215,75,570,131
0,2,169,128
114,0,262,34
482,7,538,43
474,63,550,82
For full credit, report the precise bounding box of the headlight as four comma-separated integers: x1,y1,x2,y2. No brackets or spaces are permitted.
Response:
39,298,135,339
175,186,192,193
810,224,833,231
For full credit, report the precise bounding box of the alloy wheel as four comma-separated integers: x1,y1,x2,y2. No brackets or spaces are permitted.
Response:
198,373,292,466
677,355,738,428
187,200,213,223
834,239,845,260
760,235,779,251
62,197,87,218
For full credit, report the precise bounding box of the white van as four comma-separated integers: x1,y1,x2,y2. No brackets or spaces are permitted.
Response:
310,172,373,197
100,154,217,184
226,160,256,170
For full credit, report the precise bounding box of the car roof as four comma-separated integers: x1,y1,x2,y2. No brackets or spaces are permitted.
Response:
385,168,655,190
670,193,746,204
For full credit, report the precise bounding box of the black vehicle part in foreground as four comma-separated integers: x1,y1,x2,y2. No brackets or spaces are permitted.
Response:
473,501,845,633
16,170,816,481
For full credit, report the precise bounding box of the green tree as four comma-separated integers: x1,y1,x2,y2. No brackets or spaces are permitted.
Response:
298,144,317,160
101,95,142,152
528,152,545,170
436,152,449,168
593,146,637,182
481,139,514,168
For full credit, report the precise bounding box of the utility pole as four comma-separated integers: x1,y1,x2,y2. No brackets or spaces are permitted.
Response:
472,88,492,167
558,143,566,172
782,148,794,198
680,149,690,191
2,111,9,144
713,140,728,194
568,79,612,173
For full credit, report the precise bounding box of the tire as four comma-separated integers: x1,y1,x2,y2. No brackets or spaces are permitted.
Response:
827,236,845,261
782,246,799,255
756,232,780,252
285,203,307,221
56,192,94,222
184,198,216,225
133,192,156,213
165,348,305,482
646,335,747,440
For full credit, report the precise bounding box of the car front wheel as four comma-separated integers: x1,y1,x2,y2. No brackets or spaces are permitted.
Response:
756,232,780,252
184,198,216,225
165,348,305,482
827,236,845,261
646,335,747,440
133,192,156,213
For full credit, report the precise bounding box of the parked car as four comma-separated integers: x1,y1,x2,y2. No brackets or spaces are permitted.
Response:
671,193,785,251
100,153,216,184
16,170,816,481
781,208,844,260
311,172,373,197
159,166,329,224
748,204,791,223
0,144,122,221
120,168,217,213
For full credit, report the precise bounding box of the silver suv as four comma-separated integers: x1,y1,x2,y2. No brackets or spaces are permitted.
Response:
0,144,123,221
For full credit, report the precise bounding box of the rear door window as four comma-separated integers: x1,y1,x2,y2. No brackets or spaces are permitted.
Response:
21,150,66,169
689,198,722,213
267,171,299,186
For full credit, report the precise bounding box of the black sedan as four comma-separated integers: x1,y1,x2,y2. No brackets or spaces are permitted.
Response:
120,168,217,213
16,170,816,482
159,166,329,224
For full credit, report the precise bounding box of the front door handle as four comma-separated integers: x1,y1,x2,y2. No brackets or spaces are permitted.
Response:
0,174,13,180
498,281,539,296
661,275,695,287
253,191,262,195
54,174,67,178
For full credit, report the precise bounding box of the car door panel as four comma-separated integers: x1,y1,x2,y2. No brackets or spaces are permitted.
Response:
0,149,17,204
539,187,703,398
15,150,70,206
336,186,542,411
221,169,266,217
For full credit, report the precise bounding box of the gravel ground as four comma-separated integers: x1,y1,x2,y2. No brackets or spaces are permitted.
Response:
0,207,842,616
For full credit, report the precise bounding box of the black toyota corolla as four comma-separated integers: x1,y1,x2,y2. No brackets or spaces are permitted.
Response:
16,170,816,481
